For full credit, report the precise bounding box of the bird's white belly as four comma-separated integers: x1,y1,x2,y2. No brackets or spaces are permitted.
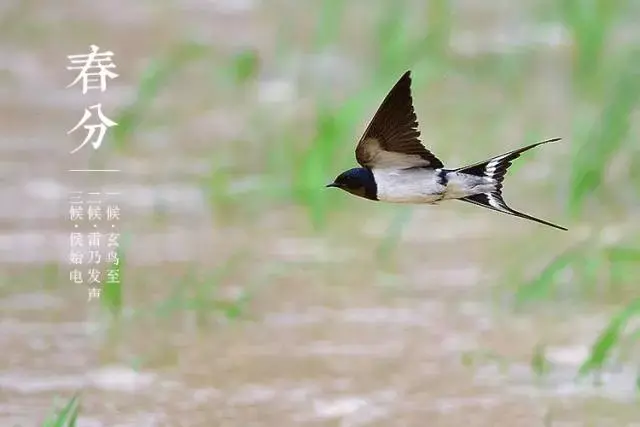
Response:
373,168,445,204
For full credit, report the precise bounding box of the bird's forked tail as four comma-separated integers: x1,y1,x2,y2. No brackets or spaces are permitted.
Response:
453,137,567,231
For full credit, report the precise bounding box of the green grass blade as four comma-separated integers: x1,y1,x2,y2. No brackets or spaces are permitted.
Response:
514,243,583,305
578,298,640,378
101,237,128,317
43,394,80,427
568,52,640,216
314,0,346,49
112,41,210,151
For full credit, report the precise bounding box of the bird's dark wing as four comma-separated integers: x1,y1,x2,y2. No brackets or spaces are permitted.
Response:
355,71,443,169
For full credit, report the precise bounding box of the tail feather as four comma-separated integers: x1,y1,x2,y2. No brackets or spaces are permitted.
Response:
454,138,567,231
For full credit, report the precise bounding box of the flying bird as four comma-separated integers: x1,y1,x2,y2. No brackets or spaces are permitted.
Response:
327,70,567,231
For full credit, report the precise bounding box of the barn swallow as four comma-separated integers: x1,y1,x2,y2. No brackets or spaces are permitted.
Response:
327,70,567,231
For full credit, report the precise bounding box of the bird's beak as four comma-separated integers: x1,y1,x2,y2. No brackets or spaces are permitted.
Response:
326,183,338,188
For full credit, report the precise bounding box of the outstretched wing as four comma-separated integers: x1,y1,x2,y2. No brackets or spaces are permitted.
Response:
355,71,443,169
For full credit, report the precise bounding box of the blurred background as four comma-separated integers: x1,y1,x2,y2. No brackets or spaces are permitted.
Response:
1,0,639,425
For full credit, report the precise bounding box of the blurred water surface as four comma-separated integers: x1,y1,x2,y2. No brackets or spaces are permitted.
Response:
1,0,639,425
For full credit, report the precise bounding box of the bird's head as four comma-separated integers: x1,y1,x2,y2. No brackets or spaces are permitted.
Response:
326,167,376,200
